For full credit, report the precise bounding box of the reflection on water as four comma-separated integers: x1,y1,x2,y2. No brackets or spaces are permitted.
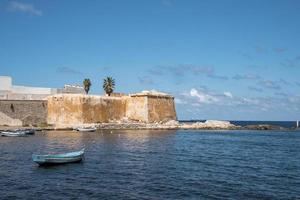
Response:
37,131,85,154
0,130,299,199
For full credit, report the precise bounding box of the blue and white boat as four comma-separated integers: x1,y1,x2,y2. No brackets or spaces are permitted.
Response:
32,149,85,166
0,129,35,137
1,131,27,137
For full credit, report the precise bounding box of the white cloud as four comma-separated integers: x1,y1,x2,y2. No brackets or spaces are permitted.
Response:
175,87,300,120
190,88,218,104
175,98,184,104
224,91,233,98
7,1,42,16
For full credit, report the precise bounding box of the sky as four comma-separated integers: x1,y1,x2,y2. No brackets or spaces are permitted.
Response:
0,0,300,120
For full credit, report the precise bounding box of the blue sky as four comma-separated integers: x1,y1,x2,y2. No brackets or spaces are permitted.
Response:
1,0,300,120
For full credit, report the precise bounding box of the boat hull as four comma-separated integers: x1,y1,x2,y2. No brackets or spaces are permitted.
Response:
1,129,35,137
1,131,27,137
32,149,85,166
75,128,96,132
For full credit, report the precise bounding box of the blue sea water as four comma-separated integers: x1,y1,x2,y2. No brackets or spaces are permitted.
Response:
0,129,299,199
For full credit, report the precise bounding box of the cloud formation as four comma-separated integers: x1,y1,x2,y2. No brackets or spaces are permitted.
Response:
233,73,261,80
224,91,233,98
138,76,154,85
149,64,214,77
273,48,287,53
258,80,281,90
147,64,230,84
281,56,300,68
175,87,300,119
248,86,263,92
7,1,42,16
207,74,228,80
56,67,82,75
190,88,218,104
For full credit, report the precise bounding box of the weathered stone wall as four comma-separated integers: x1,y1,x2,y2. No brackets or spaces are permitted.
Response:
125,96,148,122
47,95,83,125
0,100,47,126
147,96,177,122
47,94,127,126
47,93,177,127
126,94,177,123
82,96,126,123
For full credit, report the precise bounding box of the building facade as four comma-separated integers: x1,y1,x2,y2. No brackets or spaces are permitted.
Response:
0,76,84,100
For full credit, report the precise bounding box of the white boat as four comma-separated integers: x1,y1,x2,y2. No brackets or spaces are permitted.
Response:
1,129,35,137
32,149,85,166
75,127,97,132
1,131,27,137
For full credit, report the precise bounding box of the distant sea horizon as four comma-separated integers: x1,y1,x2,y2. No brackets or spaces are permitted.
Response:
179,120,299,128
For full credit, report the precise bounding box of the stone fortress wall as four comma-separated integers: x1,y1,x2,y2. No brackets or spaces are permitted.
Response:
0,76,177,127
0,75,84,126
0,100,47,126
47,91,177,127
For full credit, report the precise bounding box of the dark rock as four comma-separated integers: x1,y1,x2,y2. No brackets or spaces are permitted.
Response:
244,124,285,130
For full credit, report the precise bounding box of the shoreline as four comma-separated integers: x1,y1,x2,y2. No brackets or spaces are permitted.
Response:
0,120,298,132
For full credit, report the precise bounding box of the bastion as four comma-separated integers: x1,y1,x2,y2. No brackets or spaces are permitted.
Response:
47,91,177,127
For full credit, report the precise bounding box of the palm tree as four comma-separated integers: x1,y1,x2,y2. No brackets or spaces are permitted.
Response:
83,78,92,94
103,77,115,96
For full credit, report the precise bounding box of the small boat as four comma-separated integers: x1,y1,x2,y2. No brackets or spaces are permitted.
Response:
22,129,35,135
32,149,85,166
1,129,35,137
75,127,97,132
16,129,35,135
1,131,27,137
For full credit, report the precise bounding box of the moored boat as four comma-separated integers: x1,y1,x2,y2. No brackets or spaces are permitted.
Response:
1,131,28,137
0,129,35,137
32,149,85,166
22,129,35,135
75,127,97,132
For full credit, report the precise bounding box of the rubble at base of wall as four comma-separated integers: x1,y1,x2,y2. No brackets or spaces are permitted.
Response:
50,120,241,130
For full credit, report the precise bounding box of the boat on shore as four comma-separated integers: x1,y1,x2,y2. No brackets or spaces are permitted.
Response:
75,127,97,132
32,148,85,166
1,129,35,137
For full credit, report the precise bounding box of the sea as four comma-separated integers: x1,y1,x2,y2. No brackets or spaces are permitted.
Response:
0,124,299,199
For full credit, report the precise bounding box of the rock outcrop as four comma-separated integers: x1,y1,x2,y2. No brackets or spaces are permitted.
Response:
69,120,239,130
244,124,285,130
179,120,239,129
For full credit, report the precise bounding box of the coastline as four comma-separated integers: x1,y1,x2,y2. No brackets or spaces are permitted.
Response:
0,120,297,132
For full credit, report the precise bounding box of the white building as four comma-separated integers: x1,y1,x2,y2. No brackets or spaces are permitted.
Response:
0,76,84,100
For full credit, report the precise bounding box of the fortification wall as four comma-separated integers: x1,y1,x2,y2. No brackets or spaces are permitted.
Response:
47,93,177,127
47,95,84,125
47,94,127,126
125,96,148,122
82,96,126,123
147,96,177,122
0,100,47,126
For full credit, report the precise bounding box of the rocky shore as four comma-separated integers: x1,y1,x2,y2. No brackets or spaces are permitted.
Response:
0,120,296,131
